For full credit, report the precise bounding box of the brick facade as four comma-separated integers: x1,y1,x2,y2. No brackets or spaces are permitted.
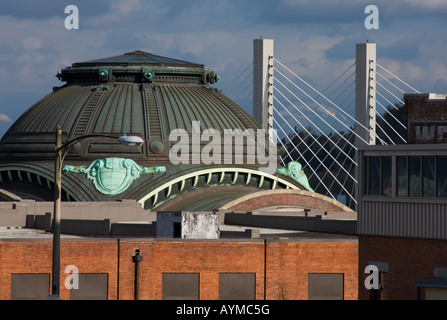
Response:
265,241,358,300
405,93,447,144
358,235,447,300
220,189,353,212
0,240,119,300
0,238,358,300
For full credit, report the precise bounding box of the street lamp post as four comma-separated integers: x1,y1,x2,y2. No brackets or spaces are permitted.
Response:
51,125,63,299
49,125,144,299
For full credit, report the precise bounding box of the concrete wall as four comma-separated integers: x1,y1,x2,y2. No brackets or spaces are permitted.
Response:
0,200,36,227
25,214,156,238
156,211,221,239
23,209,356,238
181,212,220,239
0,199,155,227
26,212,52,231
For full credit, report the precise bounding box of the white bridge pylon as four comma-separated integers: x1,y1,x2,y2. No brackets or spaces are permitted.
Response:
247,39,418,209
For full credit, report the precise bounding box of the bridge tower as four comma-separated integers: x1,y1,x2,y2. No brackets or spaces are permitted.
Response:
355,42,377,146
253,38,274,141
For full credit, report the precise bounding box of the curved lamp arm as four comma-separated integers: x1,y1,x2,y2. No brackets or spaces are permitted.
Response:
56,132,144,161
49,126,144,299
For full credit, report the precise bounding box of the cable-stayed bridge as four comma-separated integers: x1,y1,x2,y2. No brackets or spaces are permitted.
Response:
222,39,419,209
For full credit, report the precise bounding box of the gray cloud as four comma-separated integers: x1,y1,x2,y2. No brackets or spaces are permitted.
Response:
0,113,12,122
0,0,111,19
0,0,446,140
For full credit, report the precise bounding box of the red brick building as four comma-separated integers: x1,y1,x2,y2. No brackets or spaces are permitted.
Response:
0,49,358,301
0,235,358,300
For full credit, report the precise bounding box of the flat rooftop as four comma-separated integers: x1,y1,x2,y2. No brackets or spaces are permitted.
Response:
0,226,82,240
0,205,357,242
0,225,357,243
219,224,357,242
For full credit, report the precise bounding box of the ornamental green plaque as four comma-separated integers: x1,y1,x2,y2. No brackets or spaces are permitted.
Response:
63,157,166,195
277,161,314,192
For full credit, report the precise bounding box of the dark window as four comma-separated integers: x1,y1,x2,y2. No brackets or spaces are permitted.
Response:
365,156,391,196
422,156,436,197
308,273,344,300
70,273,108,300
173,222,181,238
366,155,447,198
382,156,392,196
11,274,50,300
437,156,447,197
409,156,421,197
396,156,408,196
368,156,381,195
422,287,447,300
219,273,256,300
162,273,199,300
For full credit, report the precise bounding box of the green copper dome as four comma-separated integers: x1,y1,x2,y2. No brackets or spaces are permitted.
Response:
0,50,307,207
0,50,259,162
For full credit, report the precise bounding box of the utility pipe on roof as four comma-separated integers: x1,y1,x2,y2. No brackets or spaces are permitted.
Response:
132,249,144,300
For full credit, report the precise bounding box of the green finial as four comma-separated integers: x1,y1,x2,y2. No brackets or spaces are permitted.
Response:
277,161,314,192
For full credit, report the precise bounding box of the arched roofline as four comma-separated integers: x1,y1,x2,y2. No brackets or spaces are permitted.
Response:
0,165,80,201
219,189,353,212
137,167,303,209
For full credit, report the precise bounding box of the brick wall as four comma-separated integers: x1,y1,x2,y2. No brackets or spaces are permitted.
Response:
358,235,447,300
0,238,358,300
0,240,119,300
265,241,358,300
118,240,266,300
405,93,447,144
220,190,352,212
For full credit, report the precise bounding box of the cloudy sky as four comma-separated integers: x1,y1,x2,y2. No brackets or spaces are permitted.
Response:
0,0,446,138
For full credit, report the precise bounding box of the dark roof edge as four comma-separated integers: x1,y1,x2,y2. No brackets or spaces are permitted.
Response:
72,51,204,68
